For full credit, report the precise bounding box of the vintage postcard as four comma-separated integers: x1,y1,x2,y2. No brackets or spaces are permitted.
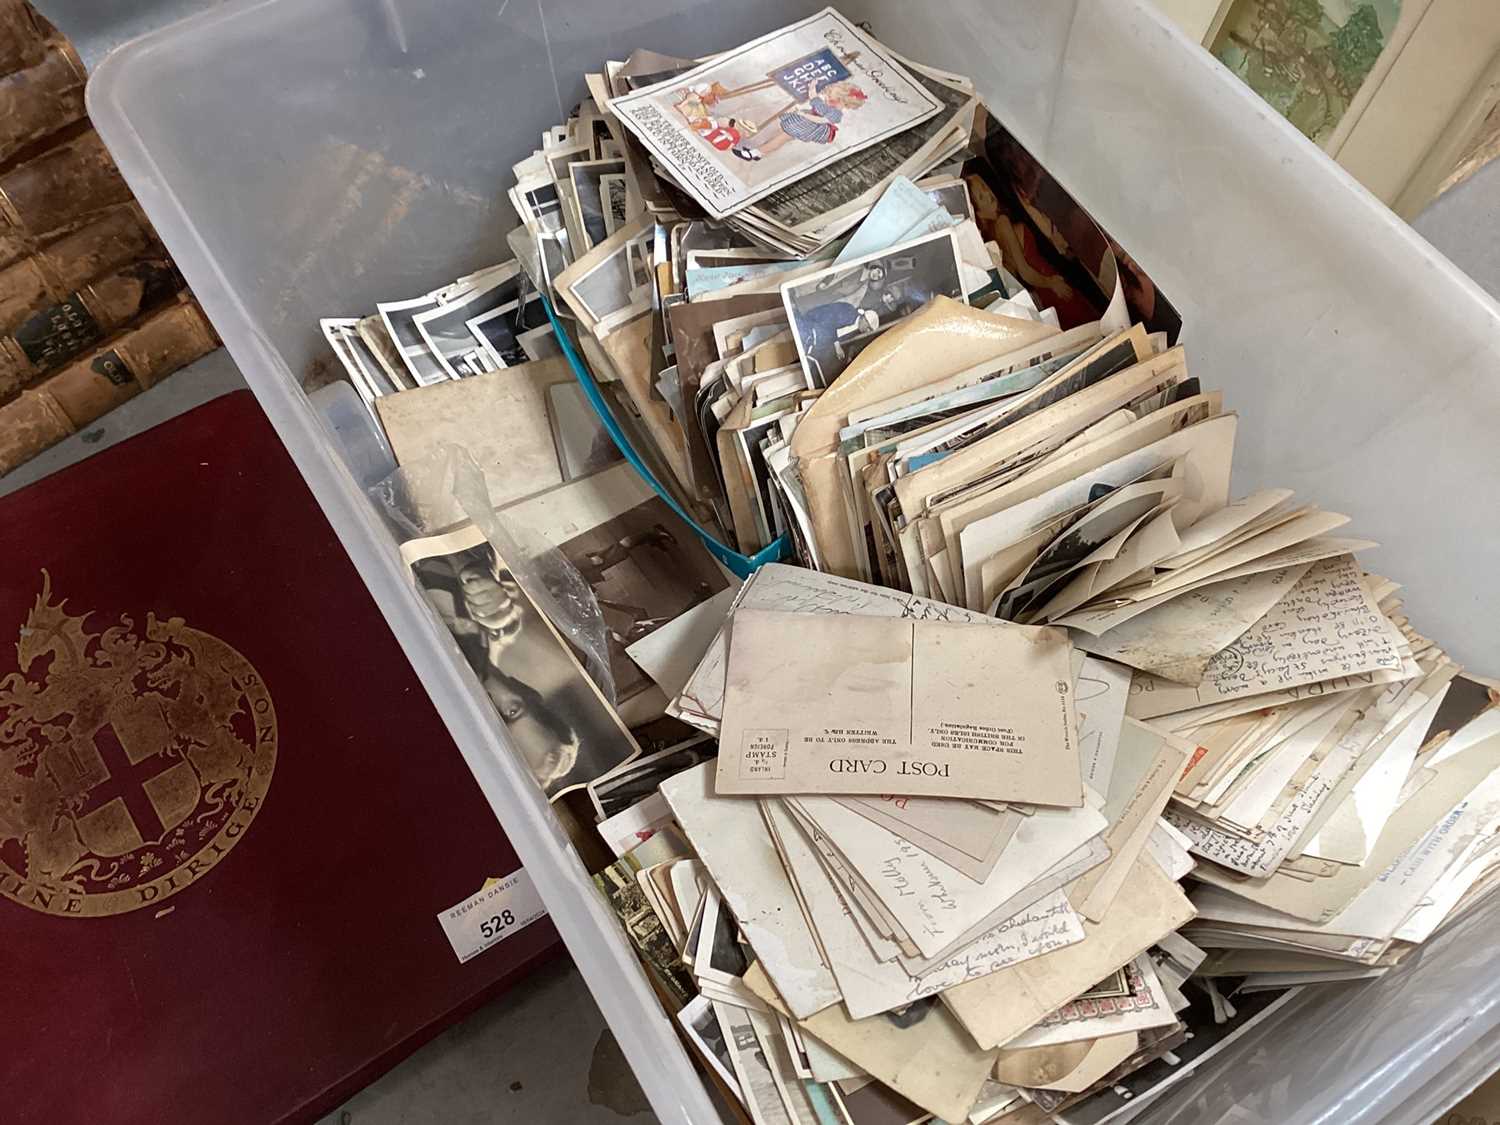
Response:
1127,555,1412,720
781,229,965,387
607,8,942,219
594,860,696,1007
766,800,1085,1020
744,962,998,1125
942,859,1196,1050
1006,954,1178,1048
832,793,1021,882
789,793,1104,959
716,608,1082,804
671,563,994,732
625,585,739,700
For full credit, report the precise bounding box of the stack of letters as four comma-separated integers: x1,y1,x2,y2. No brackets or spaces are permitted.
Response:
319,9,1500,1124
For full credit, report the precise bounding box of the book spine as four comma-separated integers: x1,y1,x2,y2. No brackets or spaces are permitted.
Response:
0,259,185,397
0,42,84,166
0,204,164,328
0,298,218,473
0,130,131,245
0,0,45,78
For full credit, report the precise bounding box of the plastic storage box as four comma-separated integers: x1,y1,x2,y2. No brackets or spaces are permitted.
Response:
87,2,1500,1122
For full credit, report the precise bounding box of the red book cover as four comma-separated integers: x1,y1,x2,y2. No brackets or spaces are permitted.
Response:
0,391,560,1123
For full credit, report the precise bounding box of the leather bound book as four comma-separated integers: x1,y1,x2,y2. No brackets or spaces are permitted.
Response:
0,390,561,1124
0,41,85,166
0,129,131,245
0,0,45,78
0,258,184,396
0,203,163,320
0,296,218,472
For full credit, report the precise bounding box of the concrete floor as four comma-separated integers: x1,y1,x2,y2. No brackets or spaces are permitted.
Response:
19,2,1500,1123
311,960,654,1125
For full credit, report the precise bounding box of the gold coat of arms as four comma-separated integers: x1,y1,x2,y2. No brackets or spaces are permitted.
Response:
0,573,276,917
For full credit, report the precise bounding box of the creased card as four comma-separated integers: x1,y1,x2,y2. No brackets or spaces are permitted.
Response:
717,609,1082,804
745,962,998,1125
941,857,1196,1050
672,562,992,731
660,762,841,1019
765,800,1082,1020
1126,555,1411,720
788,794,1105,958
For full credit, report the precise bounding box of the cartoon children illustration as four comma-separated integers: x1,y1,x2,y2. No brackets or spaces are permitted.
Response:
730,78,868,162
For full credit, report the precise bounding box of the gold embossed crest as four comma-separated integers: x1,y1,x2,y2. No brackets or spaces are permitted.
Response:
0,573,275,917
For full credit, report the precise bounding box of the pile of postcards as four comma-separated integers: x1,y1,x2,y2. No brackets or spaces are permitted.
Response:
320,9,1500,1125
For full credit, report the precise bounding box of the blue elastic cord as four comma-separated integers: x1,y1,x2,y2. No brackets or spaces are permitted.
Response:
542,295,788,579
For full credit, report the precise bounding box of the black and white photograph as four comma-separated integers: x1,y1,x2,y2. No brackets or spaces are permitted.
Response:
919,175,974,223
676,996,742,1102
565,232,652,332
463,291,548,369
583,113,613,159
515,177,566,237
780,228,964,388
546,381,624,481
320,318,395,406
716,1001,792,1125
413,265,533,379
542,140,590,188
407,532,639,799
376,293,449,385
569,158,626,250
600,172,629,238
693,887,751,985
589,734,716,820
734,408,796,542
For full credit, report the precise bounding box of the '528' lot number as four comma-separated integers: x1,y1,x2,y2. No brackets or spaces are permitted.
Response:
479,909,517,939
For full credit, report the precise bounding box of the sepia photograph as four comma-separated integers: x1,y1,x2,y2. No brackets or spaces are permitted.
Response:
555,493,731,713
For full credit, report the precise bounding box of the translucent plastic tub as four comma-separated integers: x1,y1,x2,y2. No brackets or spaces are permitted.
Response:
87,2,1500,1122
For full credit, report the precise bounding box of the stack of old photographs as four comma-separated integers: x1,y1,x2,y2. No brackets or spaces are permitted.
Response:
320,258,560,418
306,9,1500,1124
536,162,1045,560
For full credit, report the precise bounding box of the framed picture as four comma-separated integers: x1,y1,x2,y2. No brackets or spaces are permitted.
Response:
1163,0,1500,217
